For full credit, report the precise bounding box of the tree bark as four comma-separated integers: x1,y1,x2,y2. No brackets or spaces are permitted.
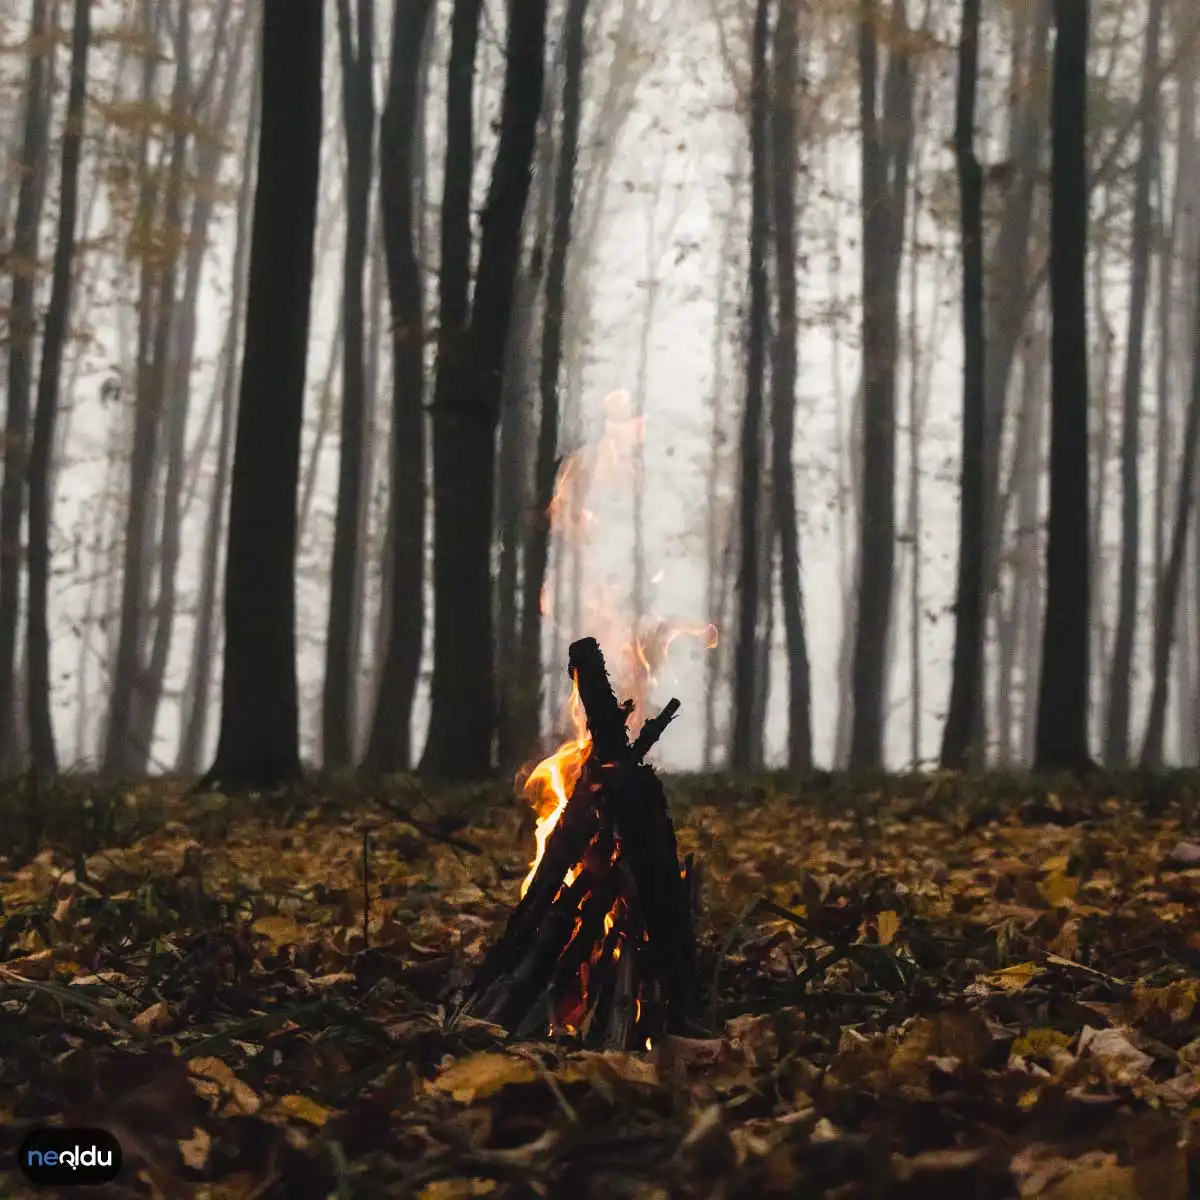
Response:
770,0,812,770
419,0,549,780
323,0,376,768
1105,0,1163,765
199,0,323,791
729,0,771,771
363,0,434,774
940,0,986,770
517,0,587,764
1035,0,1091,771
849,0,911,768
0,0,52,766
26,0,92,779
177,28,260,777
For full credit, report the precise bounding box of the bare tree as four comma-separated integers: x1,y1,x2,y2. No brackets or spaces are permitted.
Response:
770,0,811,769
26,0,92,779
200,0,324,791
1035,0,1091,771
0,0,51,766
729,0,770,771
363,0,434,774
940,0,985,770
323,0,376,768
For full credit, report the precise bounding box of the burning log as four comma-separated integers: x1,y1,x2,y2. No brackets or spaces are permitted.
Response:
455,637,698,1049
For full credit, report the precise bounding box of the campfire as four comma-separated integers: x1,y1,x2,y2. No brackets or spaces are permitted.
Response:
456,636,699,1049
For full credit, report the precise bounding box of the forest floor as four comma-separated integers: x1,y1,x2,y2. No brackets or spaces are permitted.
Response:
1,769,1199,1198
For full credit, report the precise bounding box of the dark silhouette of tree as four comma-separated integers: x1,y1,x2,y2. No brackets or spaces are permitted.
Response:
849,0,912,768
940,0,985,770
1105,0,1163,765
27,0,92,779
1141,242,1200,766
363,0,433,773
518,0,588,763
730,0,771,771
770,0,812,770
420,0,549,780
324,0,376,768
0,0,51,767
1035,0,1091,771
200,0,324,791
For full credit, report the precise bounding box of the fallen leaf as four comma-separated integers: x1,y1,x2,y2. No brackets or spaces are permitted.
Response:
278,1093,335,1126
429,1053,539,1103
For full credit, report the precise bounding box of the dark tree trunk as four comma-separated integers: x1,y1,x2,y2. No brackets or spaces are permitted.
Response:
104,0,171,774
199,0,323,791
769,0,812,770
363,0,433,774
178,30,260,777
517,0,587,764
940,0,985,770
0,0,51,767
849,0,911,768
1035,0,1091,771
1141,243,1200,766
730,0,771,771
26,0,92,779
420,0,549,780
324,0,376,769
1105,0,1163,765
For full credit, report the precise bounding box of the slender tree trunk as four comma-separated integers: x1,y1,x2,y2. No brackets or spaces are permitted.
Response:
1035,0,1091,771
177,40,260,777
27,0,92,779
0,0,52,766
363,0,434,774
323,0,375,768
199,0,323,791
940,0,985,770
770,0,812,770
730,0,771,770
515,0,586,764
1105,0,1163,765
419,0,548,779
850,0,911,767
1143,246,1200,765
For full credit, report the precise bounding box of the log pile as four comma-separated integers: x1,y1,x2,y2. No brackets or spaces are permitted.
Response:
455,637,698,1049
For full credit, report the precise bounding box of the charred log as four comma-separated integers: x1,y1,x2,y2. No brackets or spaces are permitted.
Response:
455,637,697,1048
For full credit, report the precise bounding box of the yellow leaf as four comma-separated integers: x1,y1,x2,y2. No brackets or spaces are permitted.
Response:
877,910,900,946
418,1181,497,1199
278,1093,334,1126
250,914,304,948
979,961,1043,991
1132,980,1199,1023
1011,1028,1071,1058
429,1053,538,1103
1038,871,1079,908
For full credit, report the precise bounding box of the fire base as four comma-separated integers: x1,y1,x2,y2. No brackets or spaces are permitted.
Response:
455,637,698,1049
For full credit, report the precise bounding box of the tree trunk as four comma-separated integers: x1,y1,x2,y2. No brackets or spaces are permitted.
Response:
0,0,52,767
419,0,549,780
516,0,587,764
1105,0,1163,765
940,0,985,770
323,0,375,768
850,0,911,768
177,30,260,777
362,0,434,774
104,0,171,774
199,0,323,791
26,0,92,780
770,0,812,770
1035,0,1091,771
730,0,771,771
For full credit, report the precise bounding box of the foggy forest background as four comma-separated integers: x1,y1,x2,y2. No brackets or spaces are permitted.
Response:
0,0,1191,784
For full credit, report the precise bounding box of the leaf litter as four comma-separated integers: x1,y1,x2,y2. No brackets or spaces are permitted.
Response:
1,771,1199,1197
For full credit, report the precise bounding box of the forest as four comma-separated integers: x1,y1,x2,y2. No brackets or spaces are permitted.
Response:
2,0,1200,1196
